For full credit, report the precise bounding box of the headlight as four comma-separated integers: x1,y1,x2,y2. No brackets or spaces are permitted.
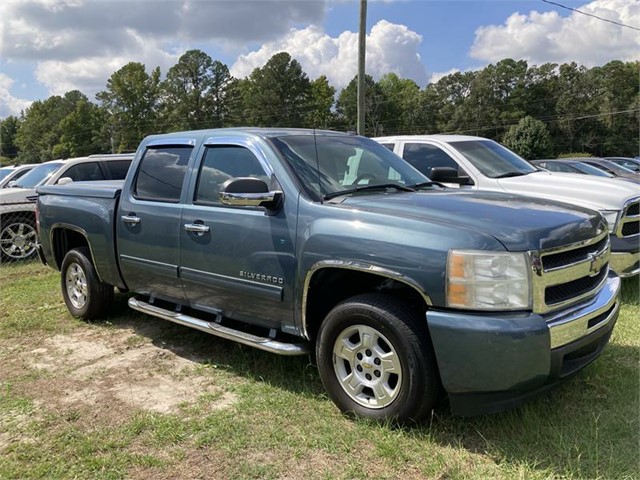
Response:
446,250,531,310
599,210,619,234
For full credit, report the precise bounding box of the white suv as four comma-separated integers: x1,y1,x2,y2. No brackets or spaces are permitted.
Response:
0,154,133,261
374,135,640,277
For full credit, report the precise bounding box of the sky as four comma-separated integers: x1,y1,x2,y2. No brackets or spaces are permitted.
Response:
0,0,638,118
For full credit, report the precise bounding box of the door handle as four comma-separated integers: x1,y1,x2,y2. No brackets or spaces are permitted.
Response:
121,215,141,225
184,223,210,234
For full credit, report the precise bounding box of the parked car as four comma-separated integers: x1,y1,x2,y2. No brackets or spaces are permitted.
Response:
575,158,640,180
532,159,640,185
531,159,613,177
0,164,37,188
373,135,640,277
0,154,133,261
604,157,640,173
37,128,620,421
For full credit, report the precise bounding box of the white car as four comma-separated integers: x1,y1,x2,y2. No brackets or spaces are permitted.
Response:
0,164,37,188
0,154,133,261
374,135,640,277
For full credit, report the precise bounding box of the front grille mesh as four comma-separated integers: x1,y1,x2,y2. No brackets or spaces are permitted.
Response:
622,221,640,237
542,236,607,271
626,202,639,216
545,268,607,306
537,233,609,312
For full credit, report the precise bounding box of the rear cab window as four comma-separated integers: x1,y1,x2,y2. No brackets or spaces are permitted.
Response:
133,146,192,203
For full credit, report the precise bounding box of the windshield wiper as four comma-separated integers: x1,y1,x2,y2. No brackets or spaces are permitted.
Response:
494,171,528,178
408,181,445,189
323,183,415,201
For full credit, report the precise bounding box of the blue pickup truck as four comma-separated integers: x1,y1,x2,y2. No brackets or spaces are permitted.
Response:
36,128,620,421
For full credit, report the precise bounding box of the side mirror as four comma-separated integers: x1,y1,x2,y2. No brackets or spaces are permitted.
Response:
56,177,73,185
219,177,283,210
429,167,472,185
7,181,17,188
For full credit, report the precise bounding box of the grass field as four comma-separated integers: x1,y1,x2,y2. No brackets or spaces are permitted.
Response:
0,261,638,479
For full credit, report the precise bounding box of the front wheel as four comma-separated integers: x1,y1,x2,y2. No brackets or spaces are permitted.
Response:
61,247,113,319
316,293,440,423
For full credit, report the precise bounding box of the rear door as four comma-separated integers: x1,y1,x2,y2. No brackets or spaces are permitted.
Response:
117,139,195,303
179,137,296,328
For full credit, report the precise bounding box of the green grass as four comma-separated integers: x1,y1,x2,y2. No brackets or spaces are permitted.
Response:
0,262,638,479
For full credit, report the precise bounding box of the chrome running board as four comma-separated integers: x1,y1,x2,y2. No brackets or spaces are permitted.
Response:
128,297,309,356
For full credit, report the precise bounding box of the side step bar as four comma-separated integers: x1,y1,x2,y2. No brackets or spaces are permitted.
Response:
128,297,309,356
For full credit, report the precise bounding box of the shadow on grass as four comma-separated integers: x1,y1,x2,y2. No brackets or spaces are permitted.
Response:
99,292,639,478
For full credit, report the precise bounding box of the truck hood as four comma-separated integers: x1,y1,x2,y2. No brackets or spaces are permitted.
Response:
496,171,639,211
0,187,34,205
339,189,605,252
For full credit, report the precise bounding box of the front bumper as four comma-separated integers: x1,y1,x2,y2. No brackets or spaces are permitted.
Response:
426,272,620,416
609,251,640,278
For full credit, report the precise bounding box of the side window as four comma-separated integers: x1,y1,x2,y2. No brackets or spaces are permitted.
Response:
380,143,395,151
195,145,268,205
104,160,132,179
134,146,192,202
402,143,461,177
61,162,105,182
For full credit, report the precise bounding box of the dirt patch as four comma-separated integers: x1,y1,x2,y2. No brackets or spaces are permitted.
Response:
24,329,237,416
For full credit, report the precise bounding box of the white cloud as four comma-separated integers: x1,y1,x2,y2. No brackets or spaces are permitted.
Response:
231,20,427,89
0,74,32,117
470,0,640,66
34,32,179,98
1,0,327,62
428,68,461,85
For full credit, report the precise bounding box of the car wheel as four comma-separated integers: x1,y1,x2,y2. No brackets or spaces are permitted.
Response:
61,247,113,319
0,215,38,261
316,293,440,423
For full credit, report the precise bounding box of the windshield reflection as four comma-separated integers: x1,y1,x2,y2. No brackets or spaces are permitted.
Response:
450,140,537,178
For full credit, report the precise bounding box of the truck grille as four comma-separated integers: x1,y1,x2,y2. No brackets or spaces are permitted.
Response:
531,230,610,314
617,199,640,238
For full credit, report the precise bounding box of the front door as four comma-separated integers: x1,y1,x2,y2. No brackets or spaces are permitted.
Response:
117,141,195,303
180,139,296,328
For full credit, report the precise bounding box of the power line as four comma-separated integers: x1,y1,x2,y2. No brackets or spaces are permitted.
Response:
541,0,640,32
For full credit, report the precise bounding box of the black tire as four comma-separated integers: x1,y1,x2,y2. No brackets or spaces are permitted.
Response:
316,293,440,423
60,247,113,319
0,214,38,262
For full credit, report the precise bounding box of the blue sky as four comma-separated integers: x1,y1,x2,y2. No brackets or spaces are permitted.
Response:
0,0,638,118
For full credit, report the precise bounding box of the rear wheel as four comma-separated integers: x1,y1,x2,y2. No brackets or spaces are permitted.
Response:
61,247,113,319
0,215,38,261
316,293,440,423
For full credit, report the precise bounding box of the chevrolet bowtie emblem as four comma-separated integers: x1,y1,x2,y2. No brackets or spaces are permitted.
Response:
587,251,606,277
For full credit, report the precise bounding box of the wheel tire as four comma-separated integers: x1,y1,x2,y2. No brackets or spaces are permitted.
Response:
316,293,440,423
0,215,38,262
60,247,113,320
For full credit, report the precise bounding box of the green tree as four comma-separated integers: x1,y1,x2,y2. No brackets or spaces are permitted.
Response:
241,52,311,127
378,73,424,134
306,75,336,129
502,115,552,160
336,74,389,136
52,99,109,158
15,91,87,162
0,116,21,162
96,62,161,152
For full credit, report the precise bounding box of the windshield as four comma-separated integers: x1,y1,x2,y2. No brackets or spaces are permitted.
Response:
14,162,63,188
572,162,614,177
0,168,14,182
271,134,428,199
450,140,537,178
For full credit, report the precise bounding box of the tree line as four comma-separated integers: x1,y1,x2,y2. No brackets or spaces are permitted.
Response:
0,50,637,164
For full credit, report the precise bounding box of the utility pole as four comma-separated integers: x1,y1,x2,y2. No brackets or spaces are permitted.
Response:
357,0,367,136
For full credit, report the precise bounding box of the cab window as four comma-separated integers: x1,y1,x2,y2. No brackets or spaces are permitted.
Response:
134,147,192,202
195,146,269,205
